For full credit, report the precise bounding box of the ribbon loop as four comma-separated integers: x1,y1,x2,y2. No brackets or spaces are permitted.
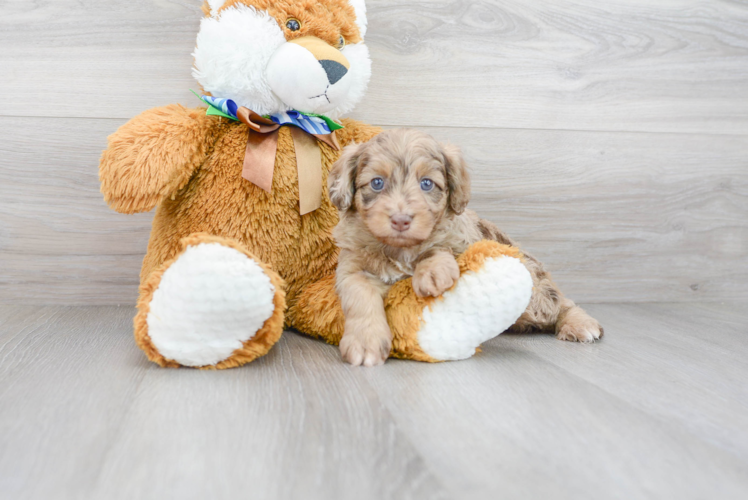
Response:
236,107,278,133
195,92,341,214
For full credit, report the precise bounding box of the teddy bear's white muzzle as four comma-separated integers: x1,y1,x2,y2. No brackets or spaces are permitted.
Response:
266,37,354,115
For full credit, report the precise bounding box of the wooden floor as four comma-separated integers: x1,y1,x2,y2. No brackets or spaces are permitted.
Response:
1,302,747,500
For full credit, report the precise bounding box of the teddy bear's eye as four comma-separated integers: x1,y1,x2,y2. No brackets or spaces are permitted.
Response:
337,35,346,49
286,18,301,31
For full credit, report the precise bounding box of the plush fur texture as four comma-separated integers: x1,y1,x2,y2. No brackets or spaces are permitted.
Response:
146,241,277,367
203,0,363,45
347,0,367,37
133,233,286,369
194,5,288,115
109,114,382,310
99,105,221,214
101,104,385,366
206,0,225,17
418,254,532,360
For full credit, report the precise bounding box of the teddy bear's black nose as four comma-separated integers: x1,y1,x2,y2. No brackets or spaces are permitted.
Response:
319,59,348,85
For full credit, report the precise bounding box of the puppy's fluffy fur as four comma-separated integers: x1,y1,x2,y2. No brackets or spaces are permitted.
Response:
329,129,603,367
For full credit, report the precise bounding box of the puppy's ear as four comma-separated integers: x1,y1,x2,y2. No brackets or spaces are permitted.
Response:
329,142,364,211
441,143,471,215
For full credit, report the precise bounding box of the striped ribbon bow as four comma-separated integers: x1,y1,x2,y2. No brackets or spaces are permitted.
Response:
194,92,342,215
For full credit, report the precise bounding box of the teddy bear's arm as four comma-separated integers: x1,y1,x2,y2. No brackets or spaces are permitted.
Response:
99,105,221,214
338,118,383,147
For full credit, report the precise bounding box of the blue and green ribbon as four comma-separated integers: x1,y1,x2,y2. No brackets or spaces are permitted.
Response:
191,89,343,134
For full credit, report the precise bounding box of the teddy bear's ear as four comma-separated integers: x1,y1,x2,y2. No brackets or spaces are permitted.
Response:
204,0,228,17
348,0,368,38
329,142,365,211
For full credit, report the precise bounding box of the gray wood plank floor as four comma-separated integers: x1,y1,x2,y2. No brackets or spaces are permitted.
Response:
1,303,747,500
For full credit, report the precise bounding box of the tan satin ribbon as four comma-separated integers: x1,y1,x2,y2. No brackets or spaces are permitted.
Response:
236,107,340,216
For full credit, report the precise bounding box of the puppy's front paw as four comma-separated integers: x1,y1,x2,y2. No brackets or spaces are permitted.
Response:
340,327,392,367
412,254,460,298
556,307,604,343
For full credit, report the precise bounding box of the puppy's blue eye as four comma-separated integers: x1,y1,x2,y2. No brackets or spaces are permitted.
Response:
370,177,385,191
420,178,434,191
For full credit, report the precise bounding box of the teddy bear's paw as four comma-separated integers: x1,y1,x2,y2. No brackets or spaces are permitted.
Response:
416,256,533,361
146,242,277,367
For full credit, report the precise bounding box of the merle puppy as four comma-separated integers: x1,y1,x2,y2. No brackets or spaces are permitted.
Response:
328,129,603,366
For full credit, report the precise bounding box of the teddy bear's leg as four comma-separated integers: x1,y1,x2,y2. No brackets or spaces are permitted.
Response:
290,241,533,363
387,241,533,361
134,233,285,369
286,274,345,346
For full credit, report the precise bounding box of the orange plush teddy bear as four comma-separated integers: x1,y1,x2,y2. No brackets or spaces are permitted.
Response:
99,0,534,369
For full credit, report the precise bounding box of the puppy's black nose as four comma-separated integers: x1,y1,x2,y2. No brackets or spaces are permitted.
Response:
319,59,348,85
391,214,412,232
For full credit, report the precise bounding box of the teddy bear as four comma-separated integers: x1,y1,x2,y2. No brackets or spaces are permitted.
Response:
99,0,538,369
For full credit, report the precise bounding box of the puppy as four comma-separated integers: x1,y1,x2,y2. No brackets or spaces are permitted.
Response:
328,129,603,367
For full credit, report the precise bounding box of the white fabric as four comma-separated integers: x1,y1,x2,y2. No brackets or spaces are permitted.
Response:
147,243,276,367
418,256,533,361
207,0,227,17
331,42,372,119
266,42,352,115
193,4,288,117
265,41,370,118
348,0,368,38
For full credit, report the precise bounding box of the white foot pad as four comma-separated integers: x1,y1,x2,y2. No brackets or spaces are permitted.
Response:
418,256,533,361
147,243,276,367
